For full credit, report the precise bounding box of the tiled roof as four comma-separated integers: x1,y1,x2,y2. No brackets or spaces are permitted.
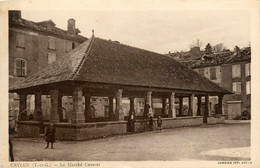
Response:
10,19,87,43
9,37,231,94
181,48,251,69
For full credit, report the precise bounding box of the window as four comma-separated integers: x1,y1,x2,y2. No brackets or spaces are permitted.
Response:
210,67,217,80
72,42,75,49
245,63,250,77
246,81,251,94
232,64,241,78
14,58,27,77
48,53,56,64
48,37,56,50
232,82,241,94
16,34,25,48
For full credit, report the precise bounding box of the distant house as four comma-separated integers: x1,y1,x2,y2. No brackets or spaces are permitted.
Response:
8,11,87,131
180,47,251,119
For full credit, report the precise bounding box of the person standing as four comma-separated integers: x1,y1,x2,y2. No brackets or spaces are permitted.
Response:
45,122,56,149
157,115,162,131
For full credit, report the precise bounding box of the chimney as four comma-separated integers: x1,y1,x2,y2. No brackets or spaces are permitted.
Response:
234,46,241,56
67,18,76,35
9,10,21,23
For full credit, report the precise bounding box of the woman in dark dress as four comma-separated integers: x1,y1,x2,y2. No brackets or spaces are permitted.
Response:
45,122,56,149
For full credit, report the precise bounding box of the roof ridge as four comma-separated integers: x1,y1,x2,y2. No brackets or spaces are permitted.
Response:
69,37,95,80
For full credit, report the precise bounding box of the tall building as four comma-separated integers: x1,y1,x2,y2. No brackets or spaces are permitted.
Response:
179,47,251,119
8,11,87,130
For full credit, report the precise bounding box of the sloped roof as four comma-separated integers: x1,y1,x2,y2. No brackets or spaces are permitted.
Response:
182,48,250,69
9,37,230,94
10,18,87,43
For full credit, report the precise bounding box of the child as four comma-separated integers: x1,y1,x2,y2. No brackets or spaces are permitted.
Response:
45,122,56,149
157,116,162,131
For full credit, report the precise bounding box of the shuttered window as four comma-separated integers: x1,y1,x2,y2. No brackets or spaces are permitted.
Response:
16,34,25,48
232,64,241,78
246,81,251,94
14,58,27,77
48,53,56,64
210,67,217,80
245,63,250,77
232,82,241,94
48,37,56,50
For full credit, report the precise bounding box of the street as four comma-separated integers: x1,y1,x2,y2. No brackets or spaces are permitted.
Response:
11,123,250,161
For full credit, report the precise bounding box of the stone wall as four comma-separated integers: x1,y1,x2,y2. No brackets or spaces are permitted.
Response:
17,121,42,137
134,117,203,132
47,121,127,141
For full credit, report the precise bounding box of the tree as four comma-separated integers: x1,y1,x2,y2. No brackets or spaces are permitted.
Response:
190,39,203,49
213,43,225,53
205,43,213,54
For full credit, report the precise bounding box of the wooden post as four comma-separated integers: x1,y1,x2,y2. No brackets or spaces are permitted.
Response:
18,94,27,121
50,90,60,123
34,92,43,121
109,96,114,120
146,91,153,116
115,89,124,121
205,95,210,116
197,96,202,116
162,97,166,117
130,97,135,115
179,97,183,116
218,95,223,115
72,87,85,123
58,93,63,122
84,94,91,121
168,92,176,118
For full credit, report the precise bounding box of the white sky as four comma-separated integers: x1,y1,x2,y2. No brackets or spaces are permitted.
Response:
22,10,250,54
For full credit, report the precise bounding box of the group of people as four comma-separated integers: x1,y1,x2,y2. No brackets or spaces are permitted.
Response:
148,114,162,131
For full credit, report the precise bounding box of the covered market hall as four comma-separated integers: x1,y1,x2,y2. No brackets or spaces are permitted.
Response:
9,36,231,140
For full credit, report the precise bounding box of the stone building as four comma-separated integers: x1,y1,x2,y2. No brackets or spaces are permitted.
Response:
8,11,87,130
180,47,251,119
9,36,231,140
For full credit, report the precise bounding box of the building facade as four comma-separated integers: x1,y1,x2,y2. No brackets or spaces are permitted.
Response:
180,47,251,119
9,11,87,130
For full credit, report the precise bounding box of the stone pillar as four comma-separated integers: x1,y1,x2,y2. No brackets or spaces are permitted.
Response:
115,89,124,121
162,97,167,117
34,92,43,121
218,95,223,115
84,94,91,121
179,97,183,116
109,96,114,120
205,95,210,116
197,96,202,116
168,92,176,118
50,90,60,123
58,93,63,122
146,91,153,115
72,87,85,123
190,94,196,117
18,94,27,121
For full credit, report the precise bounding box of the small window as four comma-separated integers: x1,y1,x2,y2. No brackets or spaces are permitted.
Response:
232,82,241,94
232,64,241,78
16,34,25,48
14,58,27,77
246,81,251,94
72,42,75,49
48,37,56,50
210,67,217,80
245,63,250,77
48,53,56,64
